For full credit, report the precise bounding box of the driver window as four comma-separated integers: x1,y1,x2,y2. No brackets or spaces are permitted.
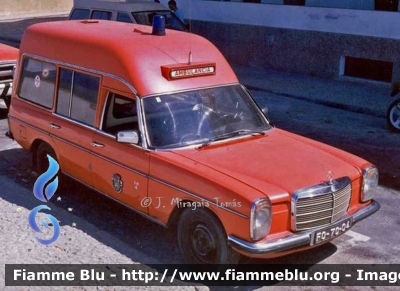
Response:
102,93,138,135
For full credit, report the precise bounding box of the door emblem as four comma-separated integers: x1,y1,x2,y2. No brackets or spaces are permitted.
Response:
112,174,123,193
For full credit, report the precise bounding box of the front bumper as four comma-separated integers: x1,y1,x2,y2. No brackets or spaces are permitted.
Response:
228,200,380,255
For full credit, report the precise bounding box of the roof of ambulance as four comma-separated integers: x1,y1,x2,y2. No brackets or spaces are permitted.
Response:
19,20,238,96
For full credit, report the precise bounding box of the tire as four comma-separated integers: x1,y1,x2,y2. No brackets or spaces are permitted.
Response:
387,99,400,133
36,143,58,175
178,208,240,264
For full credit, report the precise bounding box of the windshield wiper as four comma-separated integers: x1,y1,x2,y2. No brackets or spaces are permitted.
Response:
197,129,265,149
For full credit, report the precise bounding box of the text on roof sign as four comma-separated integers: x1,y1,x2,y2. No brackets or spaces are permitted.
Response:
161,63,216,81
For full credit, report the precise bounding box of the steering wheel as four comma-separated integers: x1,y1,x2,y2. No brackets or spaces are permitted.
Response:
179,133,203,143
206,108,245,131
177,107,216,144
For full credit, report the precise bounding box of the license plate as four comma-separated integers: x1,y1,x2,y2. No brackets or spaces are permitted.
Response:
312,218,353,245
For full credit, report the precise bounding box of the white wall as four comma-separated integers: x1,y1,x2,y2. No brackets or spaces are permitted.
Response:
0,0,72,20
169,0,400,40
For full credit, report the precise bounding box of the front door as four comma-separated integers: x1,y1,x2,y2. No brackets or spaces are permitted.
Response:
90,92,150,213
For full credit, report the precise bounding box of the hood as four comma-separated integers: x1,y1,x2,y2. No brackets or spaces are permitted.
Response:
171,129,361,196
0,43,18,60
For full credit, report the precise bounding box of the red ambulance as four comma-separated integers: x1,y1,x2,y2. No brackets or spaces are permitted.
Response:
8,19,379,264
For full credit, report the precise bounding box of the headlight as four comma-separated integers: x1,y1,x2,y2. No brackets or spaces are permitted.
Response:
362,166,379,202
250,198,272,241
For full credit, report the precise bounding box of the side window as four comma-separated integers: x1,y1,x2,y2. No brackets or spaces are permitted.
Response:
18,58,56,108
56,68,100,127
116,12,133,23
102,93,138,135
91,10,112,20
132,11,186,31
70,8,90,20
56,69,72,117
131,12,150,25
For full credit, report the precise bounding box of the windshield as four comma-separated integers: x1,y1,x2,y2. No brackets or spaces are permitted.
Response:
131,10,187,31
143,85,271,149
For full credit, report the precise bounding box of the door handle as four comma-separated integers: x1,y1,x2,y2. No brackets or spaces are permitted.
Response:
91,141,105,148
49,123,61,129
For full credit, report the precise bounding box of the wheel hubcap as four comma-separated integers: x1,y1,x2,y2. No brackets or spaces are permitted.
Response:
191,224,216,261
390,103,400,129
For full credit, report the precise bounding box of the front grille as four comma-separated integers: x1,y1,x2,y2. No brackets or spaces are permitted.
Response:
292,177,352,231
0,62,15,84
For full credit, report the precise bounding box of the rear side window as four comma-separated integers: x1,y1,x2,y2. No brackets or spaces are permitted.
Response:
18,58,56,108
92,10,112,20
70,8,90,20
116,12,133,23
56,68,100,127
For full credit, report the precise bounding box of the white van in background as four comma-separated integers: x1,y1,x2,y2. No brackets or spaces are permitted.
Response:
69,0,188,31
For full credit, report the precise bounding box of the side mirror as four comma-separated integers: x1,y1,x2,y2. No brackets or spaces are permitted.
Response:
116,130,140,145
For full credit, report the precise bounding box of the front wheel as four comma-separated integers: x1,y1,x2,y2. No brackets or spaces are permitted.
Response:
387,99,400,132
178,208,240,264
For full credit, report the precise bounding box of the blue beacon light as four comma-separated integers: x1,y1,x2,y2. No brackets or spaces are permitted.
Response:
152,15,166,36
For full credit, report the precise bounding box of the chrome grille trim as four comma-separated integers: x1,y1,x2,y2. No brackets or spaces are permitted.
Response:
291,177,352,231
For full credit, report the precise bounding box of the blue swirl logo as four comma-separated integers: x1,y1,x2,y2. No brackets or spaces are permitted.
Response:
28,205,60,245
29,155,61,245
